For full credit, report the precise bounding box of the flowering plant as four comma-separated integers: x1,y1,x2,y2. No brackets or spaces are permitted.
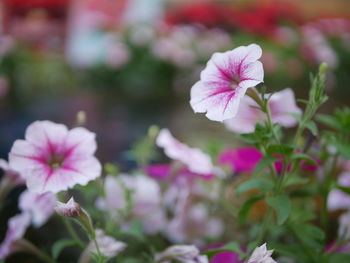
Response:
1,43,350,263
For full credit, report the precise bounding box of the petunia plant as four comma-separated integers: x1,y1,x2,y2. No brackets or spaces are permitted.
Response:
0,43,350,263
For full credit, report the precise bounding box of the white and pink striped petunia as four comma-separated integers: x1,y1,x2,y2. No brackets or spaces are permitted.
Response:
156,129,213,174
9,121,102,193
190,44,264,122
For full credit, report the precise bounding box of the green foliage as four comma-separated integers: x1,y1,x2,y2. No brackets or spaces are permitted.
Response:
236,178,274,195
265,195,291,225
51,239,78,259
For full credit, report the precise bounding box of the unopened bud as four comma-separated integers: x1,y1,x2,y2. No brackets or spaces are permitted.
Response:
76,111,86,126
319,63,327,75
148,125,160,140
55,197,95,238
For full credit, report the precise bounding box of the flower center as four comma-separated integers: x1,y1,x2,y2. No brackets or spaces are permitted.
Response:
47,154,64,169
231,75,240,89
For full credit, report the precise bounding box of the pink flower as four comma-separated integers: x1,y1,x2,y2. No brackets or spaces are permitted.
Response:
0,159,25,185
97,175,166,234
224,88,301,134
144,164,172,180
210,251,242,263
247,243,276,263
218,148,263,173
155,245,208,263
190,44,264,122
9,121,102,193
19,190,56,227
156,129,213,174
328,172,350,211
0,213,31,259
89,229,126,259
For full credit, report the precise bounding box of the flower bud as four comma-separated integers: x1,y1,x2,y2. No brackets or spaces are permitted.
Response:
55,197,95,238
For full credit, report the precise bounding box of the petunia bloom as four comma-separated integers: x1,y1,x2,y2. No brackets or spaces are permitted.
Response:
328,172,350,211
0,213,31,259
19,190,56,227
190,44,264,122
156,128,213,174
0,159,25,185
218,147,263,173
9,120,102,193
224,88,302,134
97,174,166,234
247,243,276,263
155,245,208,263
89,229,126,259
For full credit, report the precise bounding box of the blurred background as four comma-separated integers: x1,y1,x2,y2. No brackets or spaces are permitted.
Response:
0,0,350,168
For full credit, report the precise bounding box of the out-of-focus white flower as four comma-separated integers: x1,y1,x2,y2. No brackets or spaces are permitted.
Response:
247,243,277,263
97,174,166,234
328,172,350,211
89,229,126,259
129,25,155,46
156,129,213,174
155,245,208,263
224,88,301,134
0,159,25,186
302,26,338,69
19,190,56,227
338,210,350,239
0,213,31,259
106,42,130,68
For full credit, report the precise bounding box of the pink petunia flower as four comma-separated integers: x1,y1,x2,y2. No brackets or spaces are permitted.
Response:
9,121,102,193
190,44,264,122
155,245,208,263
328,172,350,211
218,147,263,173
224,88,302,134
89,229,126,259
0,213,31,259
0,159,25,185
156,129,213,174
247,243,276,263
97,174,166,234
19,190,56,227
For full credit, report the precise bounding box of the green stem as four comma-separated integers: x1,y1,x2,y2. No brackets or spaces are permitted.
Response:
61,217,85,248
256,207,272,245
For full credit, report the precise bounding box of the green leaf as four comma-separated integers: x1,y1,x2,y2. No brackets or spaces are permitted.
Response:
330,253,350,263
254,156,279,176
238,196,263,225
236,178,274,195
284,175,310,187
265,195,291,225
316,114,342,130
238,133,259,144
297,99,310,105
331,140,350,159
292,153,317,165
266,144,295,157
292,224,325,248
52,239,78,259
305,121,318,136
202,241,245,259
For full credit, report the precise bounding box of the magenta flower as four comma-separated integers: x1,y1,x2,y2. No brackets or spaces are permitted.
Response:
210,251,242,263
247,243,276,263
218,147,263,173
9,121,102,193
224,88,302,134
0,213,31,259
19,190,56,227
156,129,213,174
190,44,264,122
